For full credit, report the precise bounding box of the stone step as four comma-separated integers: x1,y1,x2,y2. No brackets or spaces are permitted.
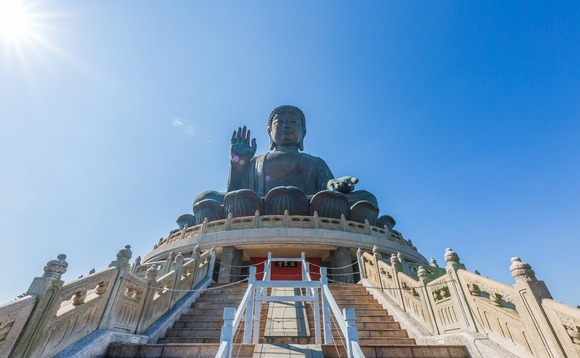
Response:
190,301,243,309
164,329,221,338
358,321,401,330
185,308,229,316
196,296,246,303
106,343,255,358
329,328,410,338
262,336,317,345
108,282,469,358
347,308,396,317
332,297,378,304
352,315,396,323
170,319,271,330
322,344,470,358
358,337,417,345
332,303,386,310
158,337,221,344
158,336,256,344
253,344,323,357
171,320,223,329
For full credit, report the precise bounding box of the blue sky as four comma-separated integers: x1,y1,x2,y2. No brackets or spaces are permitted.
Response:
0,1,578,306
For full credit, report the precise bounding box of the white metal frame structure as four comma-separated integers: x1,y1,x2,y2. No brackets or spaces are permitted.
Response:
216,252,364,358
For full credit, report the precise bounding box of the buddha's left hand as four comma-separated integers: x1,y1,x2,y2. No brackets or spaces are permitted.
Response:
327,176,358,193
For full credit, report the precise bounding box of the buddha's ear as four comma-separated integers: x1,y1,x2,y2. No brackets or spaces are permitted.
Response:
298,129,306,151
269,130,276,150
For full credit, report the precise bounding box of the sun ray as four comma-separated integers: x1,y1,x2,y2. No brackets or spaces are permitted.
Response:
1,0,124,97
0,0,35,43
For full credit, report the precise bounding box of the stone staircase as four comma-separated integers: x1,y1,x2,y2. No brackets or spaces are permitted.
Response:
107,283,255,358
321,283,470,357
107,282,470,357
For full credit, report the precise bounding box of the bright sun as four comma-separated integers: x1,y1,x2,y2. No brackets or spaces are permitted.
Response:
0,0,35,43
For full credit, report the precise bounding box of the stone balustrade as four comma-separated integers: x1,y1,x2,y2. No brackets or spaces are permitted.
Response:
359,248,580,358
0,245,214,358
0,295,36,358
542,298,580,357
156,211,413,252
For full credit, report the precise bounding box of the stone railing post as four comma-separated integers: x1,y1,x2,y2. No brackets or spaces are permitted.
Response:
372,245,384,290
443,248,477,332
417,266,439,334
389,252,406,310
99,245,135,330
191,245,201,286
130,256,142,275
254,210,261,229
170,252,184,305
208,247,217,280
179,224,188,240
200,218,208,235
509,257,566,357
10,254,68,358
225,212,233,231
135,265,159,334
163,251,176,276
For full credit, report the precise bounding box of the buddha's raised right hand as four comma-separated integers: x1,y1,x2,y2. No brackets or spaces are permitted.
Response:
231,126,257,166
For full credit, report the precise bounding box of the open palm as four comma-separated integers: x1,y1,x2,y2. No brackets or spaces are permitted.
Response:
231,126,257,164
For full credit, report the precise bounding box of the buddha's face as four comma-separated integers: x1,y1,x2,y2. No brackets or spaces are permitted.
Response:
269,110,304,149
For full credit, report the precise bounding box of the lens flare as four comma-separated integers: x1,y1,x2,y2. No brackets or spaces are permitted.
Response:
0,0,34,42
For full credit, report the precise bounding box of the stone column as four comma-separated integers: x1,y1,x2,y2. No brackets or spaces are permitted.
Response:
389,252,406,310
443,248,477,332
218,246,243,283
330,247,354,283
99,245,135,331
417,265,439,334
10,254,68,358
510,257,566,358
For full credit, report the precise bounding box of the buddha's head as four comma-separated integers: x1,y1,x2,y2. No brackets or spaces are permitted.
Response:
267,105,307,151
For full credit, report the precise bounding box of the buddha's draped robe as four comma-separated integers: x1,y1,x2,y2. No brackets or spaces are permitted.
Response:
228,153,333,196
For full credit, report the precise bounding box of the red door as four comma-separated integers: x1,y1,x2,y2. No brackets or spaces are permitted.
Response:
251,257,321,281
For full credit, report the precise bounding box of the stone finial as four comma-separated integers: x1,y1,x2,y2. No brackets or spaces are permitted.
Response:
145,265,158,283
110,245,132,269
168,250,176,260
388,253,401,272
117,245,132,261
372,245,382,260
444,248,460,264
430,258,439,268
417,266,428,284
510,257,537,282
175,252,184,266
43,254,68,279
192,245,201,261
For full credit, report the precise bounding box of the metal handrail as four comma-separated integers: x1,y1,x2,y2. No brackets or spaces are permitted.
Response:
216,252,364,358
320,267,361,358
